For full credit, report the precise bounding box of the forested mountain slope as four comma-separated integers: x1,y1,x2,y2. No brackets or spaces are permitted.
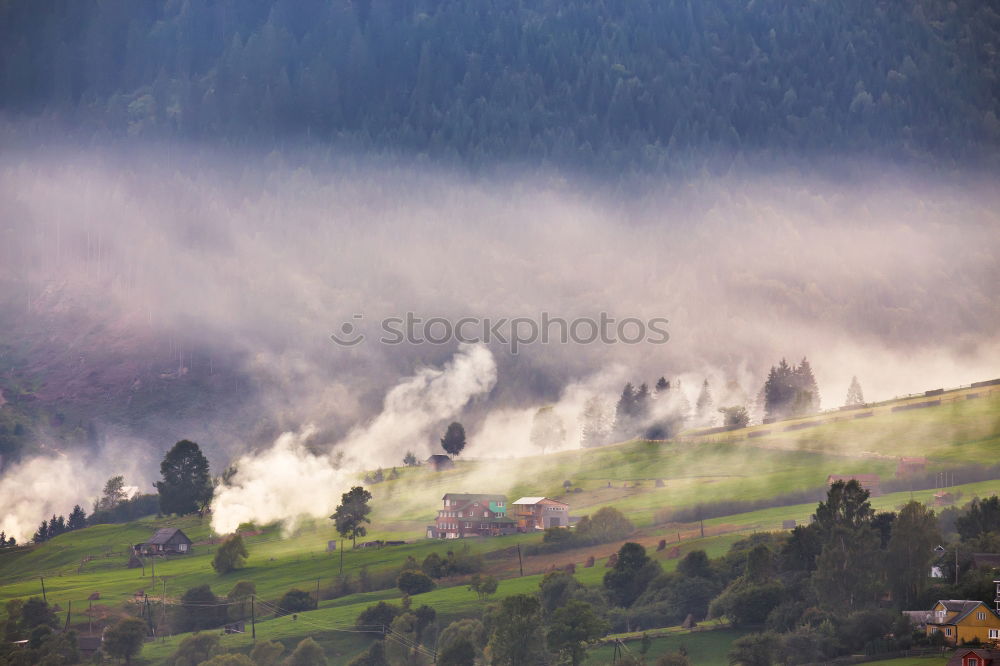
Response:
2,0,998,169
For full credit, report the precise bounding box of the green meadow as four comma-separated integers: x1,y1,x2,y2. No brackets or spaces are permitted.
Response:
1,389,998,663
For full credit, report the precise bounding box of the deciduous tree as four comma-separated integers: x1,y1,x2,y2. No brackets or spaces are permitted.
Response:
104,617,148,665
440,422,467,456
213,534,249,575
331,486,373,548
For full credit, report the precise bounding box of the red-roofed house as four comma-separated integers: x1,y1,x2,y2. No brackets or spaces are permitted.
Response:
428,493,516,539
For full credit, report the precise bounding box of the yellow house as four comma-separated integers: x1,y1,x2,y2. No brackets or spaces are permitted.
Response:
926,600,1000,646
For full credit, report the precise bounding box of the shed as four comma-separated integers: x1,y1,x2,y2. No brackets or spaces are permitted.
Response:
946,648,1000,666
426,454,455,471
136,528,193,556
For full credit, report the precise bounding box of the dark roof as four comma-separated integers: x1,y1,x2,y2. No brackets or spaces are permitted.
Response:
146,528,192,545
427,454,452,462
930,600,996,625
442,493,507,503
946,648,1000,666
973,553,1000,570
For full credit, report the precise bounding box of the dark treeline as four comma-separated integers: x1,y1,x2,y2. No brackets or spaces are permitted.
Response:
1,0,998,170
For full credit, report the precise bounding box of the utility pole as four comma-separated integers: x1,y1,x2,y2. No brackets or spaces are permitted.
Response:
251,596,256,642
88,600,93,635
144,594,154,636
151,555,155,587
161,578,167,639
64,601,71,631
700,519,705,538
517,544,524,577
40,577,47,603
956,545,960,585
315,578,321,605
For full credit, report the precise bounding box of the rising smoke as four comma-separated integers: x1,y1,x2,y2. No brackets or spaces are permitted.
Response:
210,344,496,534
1,145,998,538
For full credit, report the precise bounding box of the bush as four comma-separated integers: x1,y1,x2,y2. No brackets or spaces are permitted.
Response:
200,655,255,666
103,618,148,665
165,633,220,666
709,581,785,627
278,588,317,614
397,570,435,595
283,637,327,666
250,641,285,666
176,585,225,631
526,506,634,555
213,534,249,574
421,552,446,578
356,601,402,630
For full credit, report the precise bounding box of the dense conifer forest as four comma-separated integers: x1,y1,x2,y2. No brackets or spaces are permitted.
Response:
2,0,998,169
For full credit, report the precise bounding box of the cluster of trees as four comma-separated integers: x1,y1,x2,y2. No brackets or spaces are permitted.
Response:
608,376,691,442
363,467,401,484
0,597,137,665
30,505,87,543
412,547,484,580
1,0,997,171
352,599,438,666
350,582,610,666
163,631,328,666
762,357,820,420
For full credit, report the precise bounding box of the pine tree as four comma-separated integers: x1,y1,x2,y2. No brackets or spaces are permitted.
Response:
581,397,611,448
68,505,87,530
793,358,820,415
615,382,636,426
654,376,669,394
50,515,66,537
696,379,714,426
844,376,864,407
156,440,214,516
634,383,651,422
33,520,49,543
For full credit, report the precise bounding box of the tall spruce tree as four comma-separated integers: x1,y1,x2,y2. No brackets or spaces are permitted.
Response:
844,376,865,407
67,505,87,530
793,358,820,414
580,397,611,448
811,480,881,610
156,440,214,516
696,379,715,426
33,520,48,543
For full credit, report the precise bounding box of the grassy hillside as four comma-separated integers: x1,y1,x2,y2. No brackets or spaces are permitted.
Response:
369,387,1000,536
1,388,998,664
